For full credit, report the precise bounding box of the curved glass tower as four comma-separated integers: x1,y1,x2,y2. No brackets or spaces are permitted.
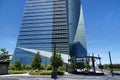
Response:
12,0,87,64
69,0,87,57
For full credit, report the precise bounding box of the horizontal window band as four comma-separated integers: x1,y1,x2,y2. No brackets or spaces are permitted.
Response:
22,20,67,23
21,25,67,28
24,12,66,15
23,15,66,18
22,21,67,25
20,29,67,32
26,3,65,8
25,6,66,11
19,33,67,36
18,37,67,40
25,9,66,13
18,42,68,44
26,0,65,5
22,17,66,21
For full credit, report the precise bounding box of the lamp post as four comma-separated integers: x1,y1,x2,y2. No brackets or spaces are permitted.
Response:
51,43,57,79
109,51,114,77
92,53,96,73
98,54,103,73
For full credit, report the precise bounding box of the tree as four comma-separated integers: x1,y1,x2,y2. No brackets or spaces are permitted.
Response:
50,49,63,71
0,48,9,61
14,61,22,70
9,60,15,70
0,48,8,54
70,59,77,71
31,52,42,70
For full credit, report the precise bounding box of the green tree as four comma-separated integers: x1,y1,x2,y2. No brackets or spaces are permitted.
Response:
31,52,42,70
14,61,22,70
0,48,8,54
9,60,15,70
70,59,77,71
0,48,9,61
50,49,63,70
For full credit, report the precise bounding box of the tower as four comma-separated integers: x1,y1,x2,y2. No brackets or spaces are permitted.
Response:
12,0,87,64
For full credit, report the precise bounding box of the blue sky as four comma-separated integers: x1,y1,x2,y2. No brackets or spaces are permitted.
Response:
0,0,120,64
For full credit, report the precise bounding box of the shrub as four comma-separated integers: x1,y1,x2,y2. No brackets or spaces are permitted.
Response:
41,64,46,70
46,65,52,70
57,66,66,71
9,71,26,74
57,71,64,75
29,70,64,75
29,70,52,75
25,65,32,70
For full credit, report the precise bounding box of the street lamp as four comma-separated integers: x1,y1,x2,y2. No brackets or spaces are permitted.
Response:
51,43,57,79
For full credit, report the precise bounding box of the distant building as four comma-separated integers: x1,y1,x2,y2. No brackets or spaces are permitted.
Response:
12,0,87,64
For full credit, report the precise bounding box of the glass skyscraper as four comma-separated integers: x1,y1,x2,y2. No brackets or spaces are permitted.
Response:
12,0,87,64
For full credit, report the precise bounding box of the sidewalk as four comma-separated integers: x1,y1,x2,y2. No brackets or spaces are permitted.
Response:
0,72,120,80
0,73,29,77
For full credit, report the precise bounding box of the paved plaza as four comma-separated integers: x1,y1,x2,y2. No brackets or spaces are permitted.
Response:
0,73,120,80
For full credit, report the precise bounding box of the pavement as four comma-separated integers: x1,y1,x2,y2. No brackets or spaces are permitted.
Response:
0,72,120,80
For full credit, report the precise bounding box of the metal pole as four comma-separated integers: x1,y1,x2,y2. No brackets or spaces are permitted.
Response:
86,55,88,72
98,54,103,73
51,43,57,79
109,51,114,77
88,53,90,72
54,43,56,73
98,55,101,65
92,53,96,73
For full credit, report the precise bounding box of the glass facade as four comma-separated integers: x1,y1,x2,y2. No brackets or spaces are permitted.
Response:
69,0,87,57
12,0,87,64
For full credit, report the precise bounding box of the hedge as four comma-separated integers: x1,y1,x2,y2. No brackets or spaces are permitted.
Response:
9,71,26,74
29,70,64,75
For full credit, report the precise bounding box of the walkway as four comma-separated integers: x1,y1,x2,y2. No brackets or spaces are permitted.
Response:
0,73,120,80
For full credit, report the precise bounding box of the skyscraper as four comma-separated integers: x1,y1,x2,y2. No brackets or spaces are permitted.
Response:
12,0,87,64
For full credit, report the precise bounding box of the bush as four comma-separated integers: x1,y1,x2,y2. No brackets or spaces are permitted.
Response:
46,65,52,70
113,64,120,69
41,64,46,70
29,70,52,75
29,70,64,75
9,71,26,74
24,65,32,70
57,66,66,71
57,71,64,75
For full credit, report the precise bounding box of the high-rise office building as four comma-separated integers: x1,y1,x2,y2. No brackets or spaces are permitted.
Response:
12,0,87,64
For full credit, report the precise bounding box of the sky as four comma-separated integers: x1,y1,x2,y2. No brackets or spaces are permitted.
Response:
0,0,120,64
